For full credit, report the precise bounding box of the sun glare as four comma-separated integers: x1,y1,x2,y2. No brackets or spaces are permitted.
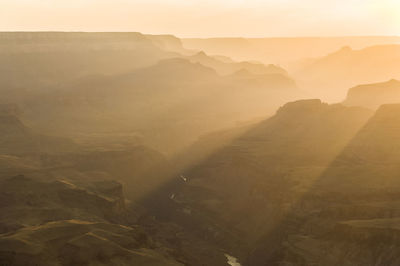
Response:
377,0,400,28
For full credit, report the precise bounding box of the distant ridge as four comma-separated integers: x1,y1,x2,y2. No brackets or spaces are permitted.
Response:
182,36,400,66
344,79,400,109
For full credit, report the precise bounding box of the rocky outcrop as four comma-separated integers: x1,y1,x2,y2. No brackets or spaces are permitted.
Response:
0,220,181,266
0,174,186,266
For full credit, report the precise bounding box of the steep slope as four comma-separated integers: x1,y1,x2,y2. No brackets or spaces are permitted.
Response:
315,103,400,192
146,101,400,265
141,100,373,262
247,103,400,265
343,79,400,109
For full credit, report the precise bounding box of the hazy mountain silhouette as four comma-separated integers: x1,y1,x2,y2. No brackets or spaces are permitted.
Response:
0,32,301,155
0,32,183,90
183,36,400,68
145,34,188,54
188,51,288,76
16,56,301,154
343,79,400,109
297,45,400,101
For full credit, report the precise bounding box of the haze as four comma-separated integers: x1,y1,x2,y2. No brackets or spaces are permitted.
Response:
1,0,399,37
2,1,400,265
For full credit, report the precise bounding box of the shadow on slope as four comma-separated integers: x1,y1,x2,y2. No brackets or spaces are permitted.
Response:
247,103,400,265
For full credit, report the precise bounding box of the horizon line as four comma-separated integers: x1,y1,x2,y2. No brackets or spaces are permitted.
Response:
0,31,399,39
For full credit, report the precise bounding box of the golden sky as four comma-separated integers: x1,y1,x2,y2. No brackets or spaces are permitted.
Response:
0,0,399,37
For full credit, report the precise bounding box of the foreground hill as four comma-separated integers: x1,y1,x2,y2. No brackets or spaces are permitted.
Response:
0,134,234,266
343,79,400,109
0,174,183,266
0,220,181,266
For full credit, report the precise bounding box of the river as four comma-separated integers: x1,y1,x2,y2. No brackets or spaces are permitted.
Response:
225,254,242,266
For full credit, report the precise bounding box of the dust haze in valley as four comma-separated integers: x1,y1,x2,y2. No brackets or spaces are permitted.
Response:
1,1,400,266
